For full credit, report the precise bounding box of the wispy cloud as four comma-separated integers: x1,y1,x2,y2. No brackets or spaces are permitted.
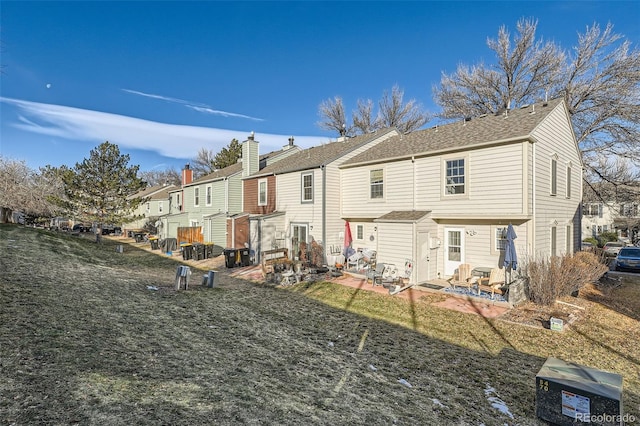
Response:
0,97,326,159
121,89,264,121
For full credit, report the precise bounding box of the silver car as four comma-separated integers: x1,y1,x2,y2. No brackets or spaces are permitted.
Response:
603,241,625,257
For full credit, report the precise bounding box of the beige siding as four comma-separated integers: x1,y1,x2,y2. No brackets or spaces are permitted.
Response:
341,143,528,219
531,104,582,257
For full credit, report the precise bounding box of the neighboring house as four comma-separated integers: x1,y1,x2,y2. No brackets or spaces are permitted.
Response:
243,128,399,263
124,184,177,234
161,134,300,245
339,98,583,284
582,201,640,243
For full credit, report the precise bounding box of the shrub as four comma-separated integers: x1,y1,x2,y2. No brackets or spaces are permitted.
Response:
583,237,598,247
597,231,619,246
520,251,609,305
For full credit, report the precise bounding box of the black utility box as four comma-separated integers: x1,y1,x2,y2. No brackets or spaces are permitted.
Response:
224,249,237,268
536,357,623,425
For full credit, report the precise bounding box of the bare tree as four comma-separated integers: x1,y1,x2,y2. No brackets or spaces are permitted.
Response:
318,86,430,136
317,96,349,136
191,147,217,178
377,85,430,133
139,168,180,187
433,18,640,190
352,99,376,134
0,157,64,223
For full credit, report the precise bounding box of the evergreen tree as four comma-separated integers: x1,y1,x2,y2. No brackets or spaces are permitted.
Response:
61,142,146,242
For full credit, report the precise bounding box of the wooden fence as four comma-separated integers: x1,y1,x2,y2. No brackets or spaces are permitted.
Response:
177,226,204,244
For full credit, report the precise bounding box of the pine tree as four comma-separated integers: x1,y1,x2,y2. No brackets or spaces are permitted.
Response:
61,142,147,242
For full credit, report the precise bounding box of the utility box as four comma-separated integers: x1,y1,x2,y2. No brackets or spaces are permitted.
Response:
202,270,218,288
536,357,623,425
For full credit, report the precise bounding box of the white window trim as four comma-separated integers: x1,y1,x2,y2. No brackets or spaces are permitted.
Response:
206,185,212,206
550,155,558,196
442,154,469,199
565,161,572,199
301,172,314,203
258,178,268,206
370,168,384,200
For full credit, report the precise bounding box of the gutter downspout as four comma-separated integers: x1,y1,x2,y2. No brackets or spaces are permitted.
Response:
321,164,327,265
532,142,536,256
412,156,416,210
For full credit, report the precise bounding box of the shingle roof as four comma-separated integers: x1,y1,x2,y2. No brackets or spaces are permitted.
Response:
342,98,565,167
251,128,397,176
190,146,301,185
374,210,431,222
129,184,177,200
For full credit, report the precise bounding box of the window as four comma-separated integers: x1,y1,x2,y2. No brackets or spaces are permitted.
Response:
566,164,572,199
176,194,181,211
370,169,383,199
258,179,267,206
301,173,313,202
206,185,212,206
551,226,557,256
566,225,572,253
620,204,638,217
146,202,150,213
445,158,465,195
550,157,557,196
356,225,364,240
495,226,507,251
194,187,200,206
158,201,163,213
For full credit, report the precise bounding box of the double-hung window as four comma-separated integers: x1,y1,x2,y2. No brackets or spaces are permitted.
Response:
370,169,383,199
565,163,572,199
258,179,267,206
206,185,212,206
194,187,200,207
158,201,163,213
301,173,313,203
445,158,465,195
550,156,558,196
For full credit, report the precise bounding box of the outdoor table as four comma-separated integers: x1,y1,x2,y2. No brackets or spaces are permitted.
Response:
471,266,492,278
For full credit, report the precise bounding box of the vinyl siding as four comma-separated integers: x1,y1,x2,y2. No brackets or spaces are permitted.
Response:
531,103,582,256
341,143,527,219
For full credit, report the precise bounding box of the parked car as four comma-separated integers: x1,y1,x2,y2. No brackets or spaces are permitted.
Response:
614,247,640,272
72,224,90,232
581,241,594,252
603,241,625,257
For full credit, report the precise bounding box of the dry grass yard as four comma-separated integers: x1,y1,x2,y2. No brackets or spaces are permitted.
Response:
1,224,638,425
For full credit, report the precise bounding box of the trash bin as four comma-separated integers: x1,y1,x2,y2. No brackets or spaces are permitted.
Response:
224,249,237,268
150,238,159,250
240,249,251,266
181,243,193,260
204,243,213,259
134,233,144,243
193,243,204,261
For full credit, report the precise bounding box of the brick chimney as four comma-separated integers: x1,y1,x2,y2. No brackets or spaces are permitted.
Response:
242,132,259,177
181,164,193,186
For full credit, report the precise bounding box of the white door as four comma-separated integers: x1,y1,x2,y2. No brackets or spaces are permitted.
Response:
291,224,308,261
417,231,430,283
444,227,465,277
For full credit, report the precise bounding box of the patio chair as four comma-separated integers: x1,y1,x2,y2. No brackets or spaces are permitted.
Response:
346,251,364,271
476,267,506,298
366,262,386,286
448,263,477,292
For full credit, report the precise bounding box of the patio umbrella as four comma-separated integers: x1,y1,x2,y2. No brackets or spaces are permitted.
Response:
343,221,354,258
503,223,518,272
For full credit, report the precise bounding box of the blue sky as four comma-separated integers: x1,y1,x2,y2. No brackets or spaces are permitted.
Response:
1,1,639,173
